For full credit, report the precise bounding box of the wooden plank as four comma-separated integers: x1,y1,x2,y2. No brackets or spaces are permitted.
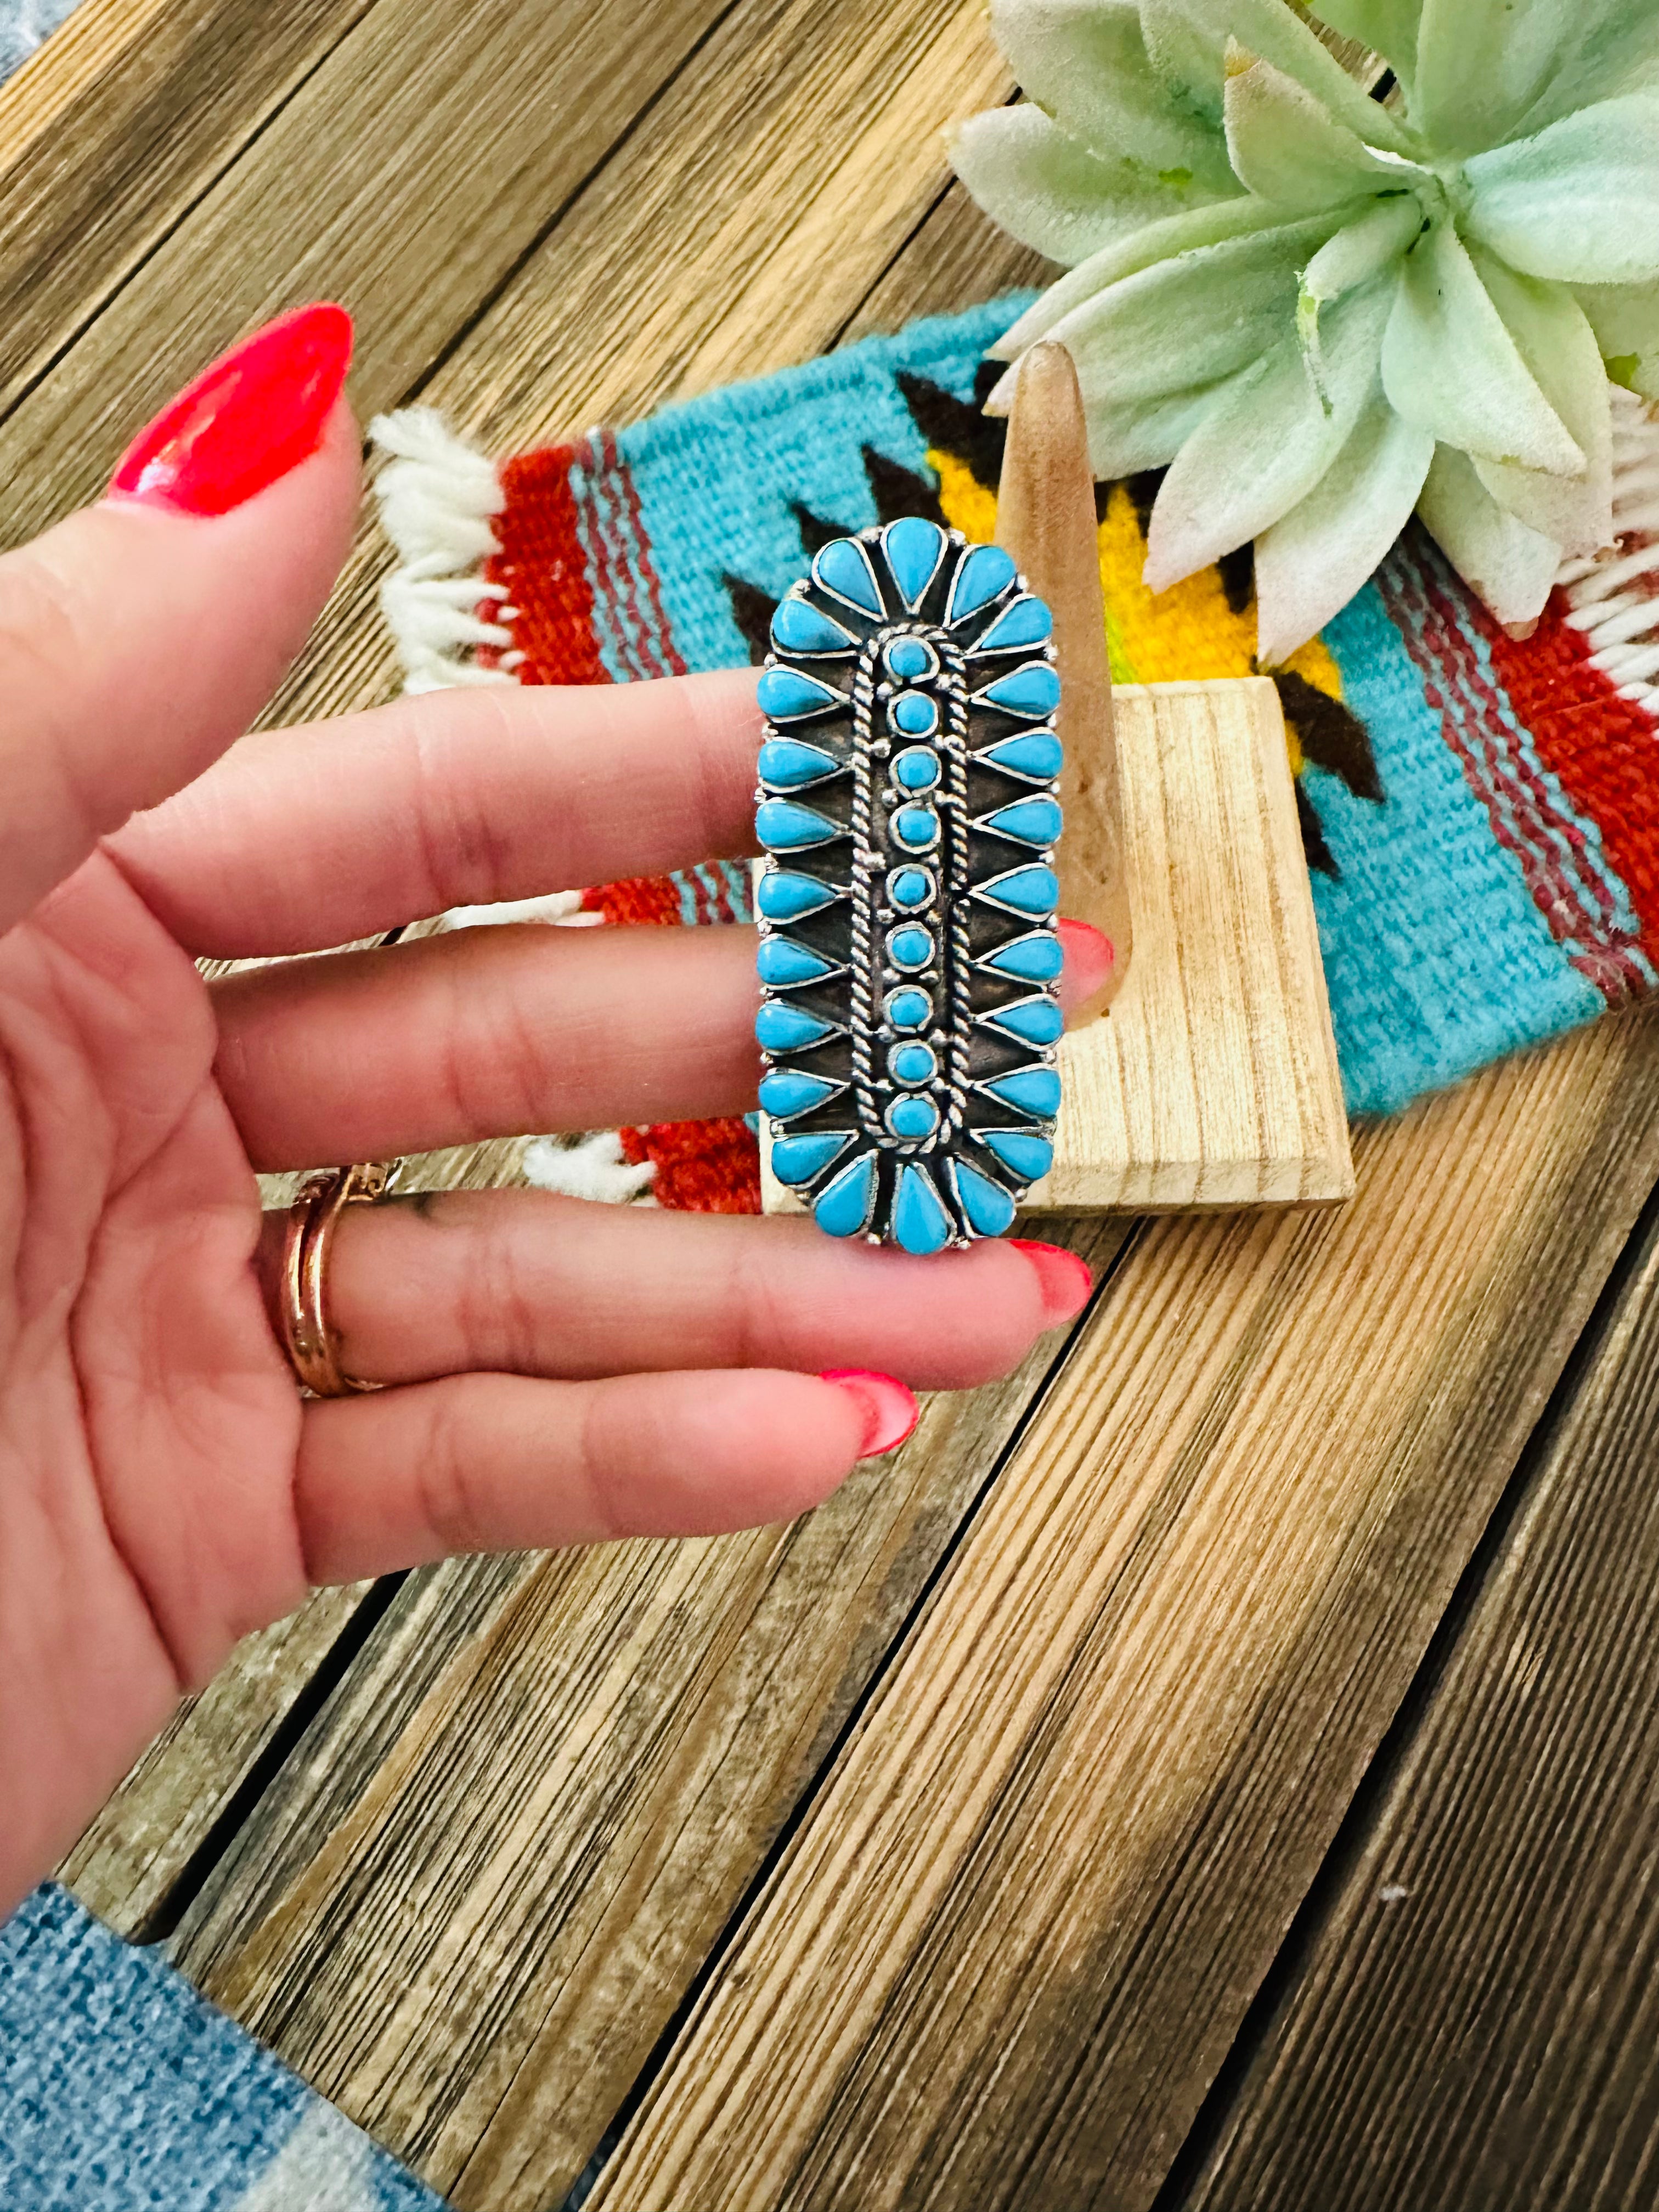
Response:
1177,1198,1659,2212
759,682,1353,1217
168,1220,1130,2210
57,1583,369,1936
0,0,743,549
0,0,379,421
838,181,1051,347
261,0,1013,733
591,1012,1659,2212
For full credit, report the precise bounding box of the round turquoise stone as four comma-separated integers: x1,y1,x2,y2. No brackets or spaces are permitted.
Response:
885,985,932,1030
891,691,940,738
892,806,939,851
884,634,936,682
886,1093,940,1143
887,865,933,912
889,1040,936,1086
893,747,940,792
888,924,934,970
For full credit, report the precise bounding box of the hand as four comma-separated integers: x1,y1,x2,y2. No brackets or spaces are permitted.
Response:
0,306,1108,1915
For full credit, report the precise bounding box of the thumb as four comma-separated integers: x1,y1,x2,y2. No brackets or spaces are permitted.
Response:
0,303,360,936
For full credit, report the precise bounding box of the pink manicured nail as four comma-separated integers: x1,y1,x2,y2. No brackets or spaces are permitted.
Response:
1010,1240,1094,1323
820,1368,919,1457
108,302,353,517
1058,917,1114,1001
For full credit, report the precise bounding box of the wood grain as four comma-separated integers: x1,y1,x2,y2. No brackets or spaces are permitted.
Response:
763,681,1353,1214
58,1583,368,1935
0,0,741,547
1033,681,1350,1209
1178,1200,1659,2212
838,181,1052,348
262,0,1014,737
593,1012,1659,2212
168,1220,1129,2211
0,0,377,421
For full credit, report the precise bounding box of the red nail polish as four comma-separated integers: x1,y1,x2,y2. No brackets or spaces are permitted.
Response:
1010,1240,1094,1323
1057,916,1115,992
820,1368,919,1458
108,302,353,517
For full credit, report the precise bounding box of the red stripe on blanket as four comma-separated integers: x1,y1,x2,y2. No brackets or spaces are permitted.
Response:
619,1119,761,1213
1480,598,1659,968
486,446,607,687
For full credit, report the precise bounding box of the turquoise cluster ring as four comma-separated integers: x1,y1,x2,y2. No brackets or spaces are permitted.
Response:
754,519,1064,1254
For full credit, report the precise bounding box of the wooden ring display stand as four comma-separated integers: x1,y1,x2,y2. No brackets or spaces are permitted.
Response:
763,342,1355,1217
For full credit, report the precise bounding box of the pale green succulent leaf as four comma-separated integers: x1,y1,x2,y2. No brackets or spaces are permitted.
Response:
1145,272,1396,590
1502,2,1659,142
1416,443,1562,627
1576,280,1659,401
1081,380,1229,478
1223,45,1423,212
1298,195,1423,390
988,0,1235,190
1255,391,1435,665
948,108,1216,267
1008,213,1340,420
1380,221,1584,476
987,197,1301,362
1141,0,1414,150
1413,0,1585,153
1466,250,1612,557
1463,94,1659,286
1304,0,1422,83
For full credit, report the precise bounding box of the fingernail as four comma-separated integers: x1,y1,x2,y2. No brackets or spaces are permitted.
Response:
1010,1240,1094,1323
819,1368,919,1458
108,302,353,517
1058,917,1115,999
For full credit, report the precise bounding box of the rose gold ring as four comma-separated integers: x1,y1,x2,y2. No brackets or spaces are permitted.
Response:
278,1162,393,1398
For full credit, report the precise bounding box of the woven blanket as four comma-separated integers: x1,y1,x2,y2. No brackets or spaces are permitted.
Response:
0,1886,443,2210
373,295,1659,1215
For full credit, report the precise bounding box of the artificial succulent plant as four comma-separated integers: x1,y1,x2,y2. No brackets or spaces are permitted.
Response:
951,0,1659,661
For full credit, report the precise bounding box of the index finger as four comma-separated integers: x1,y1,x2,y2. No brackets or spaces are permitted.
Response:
108,665,764,958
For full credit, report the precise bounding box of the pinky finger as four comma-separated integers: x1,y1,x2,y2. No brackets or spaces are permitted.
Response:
294,1366,918,1585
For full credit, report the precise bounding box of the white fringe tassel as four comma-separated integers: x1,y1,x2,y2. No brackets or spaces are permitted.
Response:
368,407,656,1205
369,407,521,695
1559,386,1659,716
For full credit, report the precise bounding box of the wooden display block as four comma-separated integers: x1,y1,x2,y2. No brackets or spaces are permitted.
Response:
760,674,1354,1218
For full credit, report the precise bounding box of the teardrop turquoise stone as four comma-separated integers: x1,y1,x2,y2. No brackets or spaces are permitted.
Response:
758,667,844,721
946,543,1017,624
981,1066,1062,1121
987,996,1064,1046
757,799,838,851
813,538,884,615
952,1159,1018,1238
981,663,1061,719
757,937,834,987
757,870,835,923
975,595,1053,654
771,1131,853,1187
981,797,1063,847
977,866,1058,917
980,932,1063,981
892,1163,953,1254
759,738,841,789
771,596,855,654
756,1001,834,1052
979,1128,1055,1183
814,1150,878,1238
982,730,1063,781
759,1069,841,1120
885,518,946,606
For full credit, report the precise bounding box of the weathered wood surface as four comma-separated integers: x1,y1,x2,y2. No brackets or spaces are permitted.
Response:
57,1583,368,1936
764,682,1354,1214
171,1219,1130,2211
593,1013,1659,2212
1176,1194,1659,2212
